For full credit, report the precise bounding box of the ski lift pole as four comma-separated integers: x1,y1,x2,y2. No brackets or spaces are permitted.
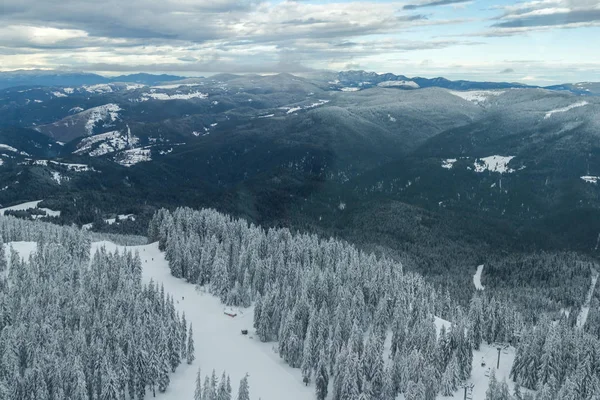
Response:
497,347,502,369
460,383,474,400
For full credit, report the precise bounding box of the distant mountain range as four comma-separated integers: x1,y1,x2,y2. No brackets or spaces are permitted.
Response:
1,69,598,95
0,70,599,280
0,70,191,89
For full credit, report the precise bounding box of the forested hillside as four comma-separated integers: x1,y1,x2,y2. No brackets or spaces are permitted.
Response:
0,216,191,399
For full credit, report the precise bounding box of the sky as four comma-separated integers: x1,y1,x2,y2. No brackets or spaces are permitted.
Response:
1,0,599,84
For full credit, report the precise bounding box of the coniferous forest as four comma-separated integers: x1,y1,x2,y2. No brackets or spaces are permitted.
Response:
0,216,190,399
1,203,599,399
147,207,600,400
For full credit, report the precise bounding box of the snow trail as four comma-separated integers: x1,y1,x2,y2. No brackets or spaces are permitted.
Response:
473,264,485,290
576,268,599,329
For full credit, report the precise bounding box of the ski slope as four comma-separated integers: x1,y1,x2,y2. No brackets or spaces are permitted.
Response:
6,239,518,400
92,241,314,400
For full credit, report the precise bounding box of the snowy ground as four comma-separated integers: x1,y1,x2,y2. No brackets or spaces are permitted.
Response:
473,265,485,291
544,101,588,119
5,239,517,400
474,156,515,174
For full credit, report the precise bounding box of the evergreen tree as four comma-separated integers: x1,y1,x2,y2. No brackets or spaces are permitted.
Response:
315,351,329,400
237,374,250,400
195,367,203,400
187,324,196,364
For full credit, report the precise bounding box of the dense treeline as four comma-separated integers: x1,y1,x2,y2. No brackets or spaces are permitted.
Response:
482,252,594,321
192,368,252,400
149,207,526,399
510,319,600,400
0,215,192,399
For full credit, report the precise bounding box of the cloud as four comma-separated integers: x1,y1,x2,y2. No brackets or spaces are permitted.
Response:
492,9,600,29
0,0,475,74
64,59,316,74
403,0,472,10
499,68,514,73
482,0,600,35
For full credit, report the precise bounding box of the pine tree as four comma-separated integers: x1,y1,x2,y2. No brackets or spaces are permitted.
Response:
187,324,195,364
237,374,250,400
315,351,329,400
513,382,522,400
535,383,554,400
0,238,6,272
195,367,203,400
556,377,579,400
405,380,426,400
203,376,213,400
486,369,499,400
381,365,396,400
158,356,170,393
217,372,230,400
181,312,188,360
440,353,460,396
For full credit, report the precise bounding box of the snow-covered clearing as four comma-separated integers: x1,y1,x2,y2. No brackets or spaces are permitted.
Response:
474,264,485,290
125,83,146,90
117,148,152,167
83,104,121,135
283,100,330,114
141,91,208,101
576,269,599,329
340,87,360,92
106,214,135,225
474,156,515,174
83,84,114,93
581,176,599,184
30,160,94,172
51,171,69,185
151,83,203,89
52,91,67,98
441,158,457,169
0,200,61,217
448,90,504,104
544,101,588,119
0,200,44,215
377,80,419,89
74,130,138,157
0,144,19,153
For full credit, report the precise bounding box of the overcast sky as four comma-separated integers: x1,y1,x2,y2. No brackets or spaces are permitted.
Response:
1,0,599,84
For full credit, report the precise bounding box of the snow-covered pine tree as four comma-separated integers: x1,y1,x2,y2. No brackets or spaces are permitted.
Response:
237,374,250,400
315,350,329,400
195,367,203,400
187,324,196,364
